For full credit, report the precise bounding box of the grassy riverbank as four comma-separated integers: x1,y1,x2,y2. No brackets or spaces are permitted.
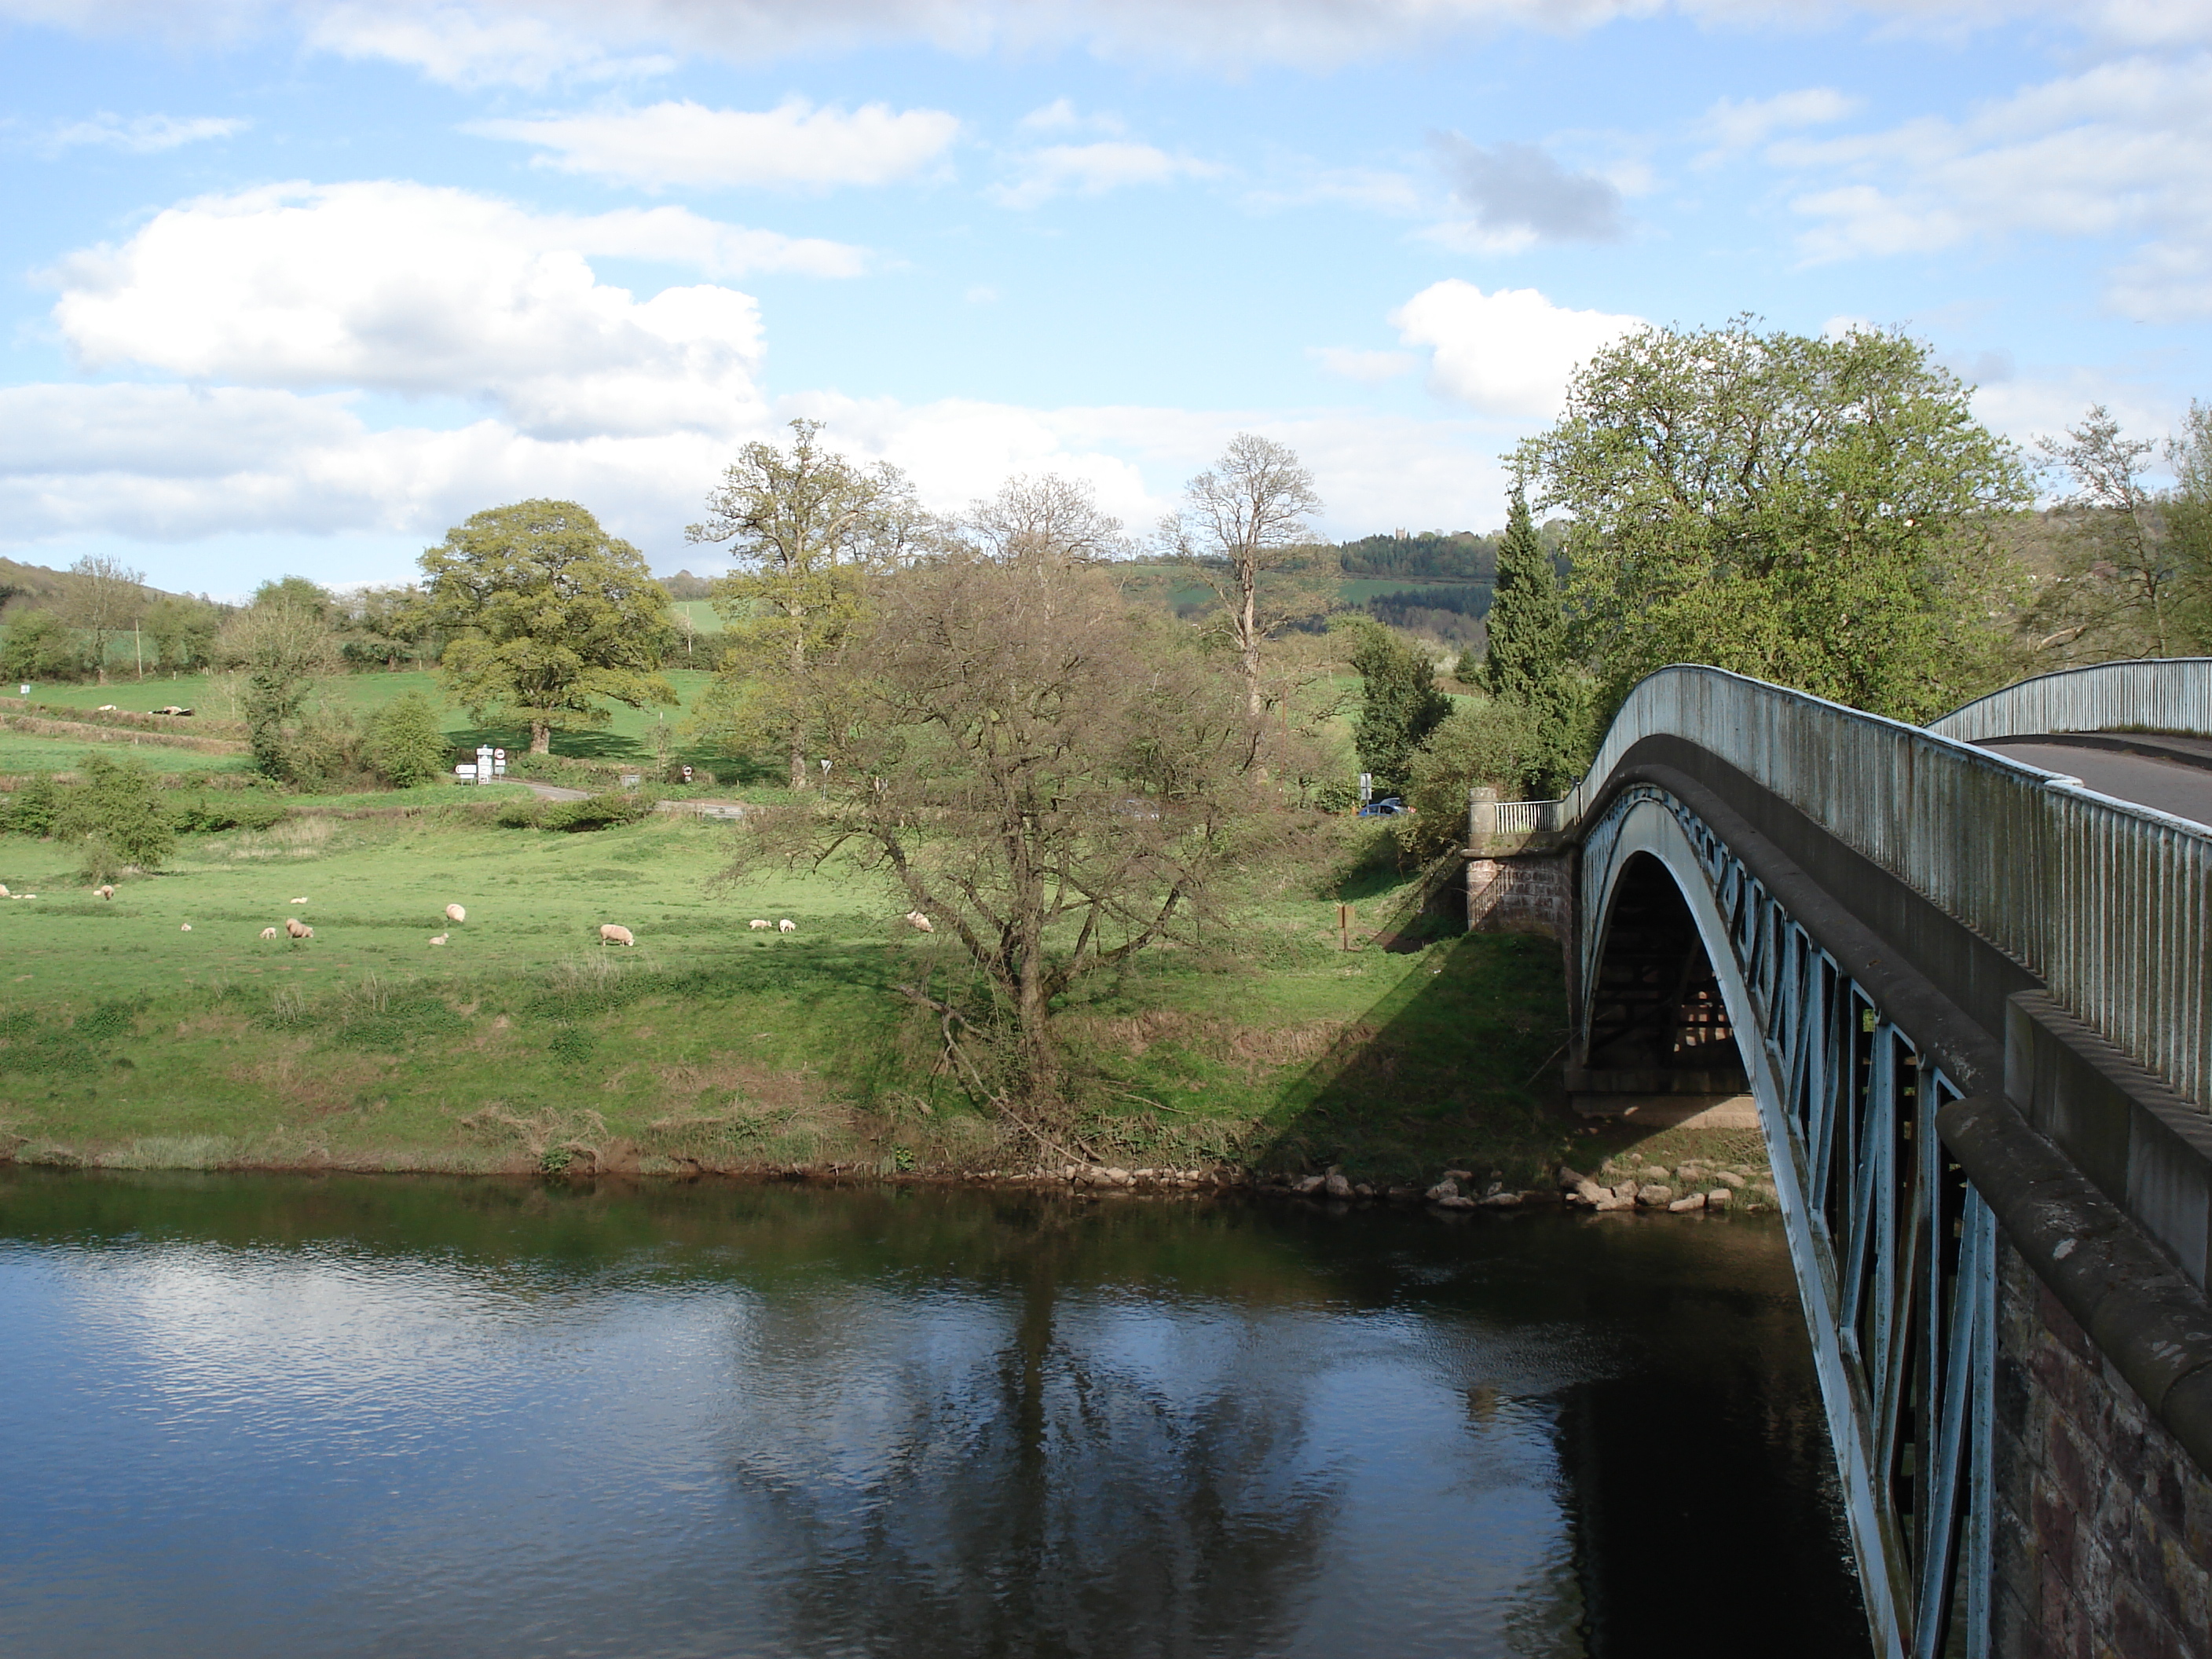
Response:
0,799,1675,1186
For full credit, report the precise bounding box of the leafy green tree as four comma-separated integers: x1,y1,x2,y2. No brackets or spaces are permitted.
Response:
423,500,676,755
217,590,340,782
1481,489,1588,795
141,595,221,674
1522,319,2031,723
1350,624,1452,798
367,692,452,788
687,421,928,789
0,610,88,682
337,585,437,671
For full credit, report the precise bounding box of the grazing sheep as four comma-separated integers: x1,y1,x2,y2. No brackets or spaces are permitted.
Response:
0,884,9,897
429,933,449,947
903,910,933,932
180,923,192,932
445,903,466,924
259,927,278,941
94,884,115,900
284,917,312,939
778,918,797,933
599,924,635,947
97,704,118,712
749,918,771,930
290,896,309,906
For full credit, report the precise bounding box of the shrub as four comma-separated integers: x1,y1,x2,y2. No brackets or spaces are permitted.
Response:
61,756,174,872
367,692,452,789
2,775,62,837
170,794,290,833
540,791,657,832
494,799,544,829
1393,700,1544,862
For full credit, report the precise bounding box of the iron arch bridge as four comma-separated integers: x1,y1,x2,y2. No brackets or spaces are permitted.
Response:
1487,662,2212,1659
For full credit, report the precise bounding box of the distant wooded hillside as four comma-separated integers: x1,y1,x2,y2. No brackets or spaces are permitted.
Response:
1337,530,1496,581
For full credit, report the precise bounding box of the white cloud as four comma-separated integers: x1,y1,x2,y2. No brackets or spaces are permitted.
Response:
17,0,2212,81
1390,280,1645,416
1774,54,2212,317
39,181,867,441
1308,346,1418,383
1018,97,1122,134
1694,86,1858,160
1250,166,1426,216
0,379,1515,577
988,141,1221,209
42,112,247,154
302,3,673,88
471,97,961,191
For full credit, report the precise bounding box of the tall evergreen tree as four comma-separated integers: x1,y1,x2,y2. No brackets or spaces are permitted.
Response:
1481,490,1583,796
1350,625,1452,797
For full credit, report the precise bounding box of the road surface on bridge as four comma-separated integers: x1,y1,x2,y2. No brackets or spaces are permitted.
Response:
1977,733,2212,827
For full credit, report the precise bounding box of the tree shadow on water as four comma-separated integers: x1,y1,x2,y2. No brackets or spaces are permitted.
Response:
1250,930,1576,1184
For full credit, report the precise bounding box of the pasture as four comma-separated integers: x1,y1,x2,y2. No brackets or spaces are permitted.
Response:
0,808,1577,1185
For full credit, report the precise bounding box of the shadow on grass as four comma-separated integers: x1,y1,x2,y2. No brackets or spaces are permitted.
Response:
1246,932,1577,1185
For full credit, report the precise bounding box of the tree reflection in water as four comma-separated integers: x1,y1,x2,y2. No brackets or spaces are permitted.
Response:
716,1214,1344,1658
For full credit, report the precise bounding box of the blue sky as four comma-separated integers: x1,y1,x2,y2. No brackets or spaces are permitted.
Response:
4,0,2210,595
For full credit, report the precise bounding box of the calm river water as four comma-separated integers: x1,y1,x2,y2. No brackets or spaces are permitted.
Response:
0,1171,1868,1658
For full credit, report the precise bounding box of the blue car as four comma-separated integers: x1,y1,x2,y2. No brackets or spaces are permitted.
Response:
1357,796,1408,817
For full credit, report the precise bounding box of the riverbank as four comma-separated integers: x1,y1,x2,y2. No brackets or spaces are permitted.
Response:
0,803,1767,1192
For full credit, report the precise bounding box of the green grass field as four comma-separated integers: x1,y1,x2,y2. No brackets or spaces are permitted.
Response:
13,668,753,775
0,808,1595,1185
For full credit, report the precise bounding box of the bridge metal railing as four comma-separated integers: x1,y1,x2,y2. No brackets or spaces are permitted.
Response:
1489,797,1565,835
1928,657,2212,742
1551,665,2212,1117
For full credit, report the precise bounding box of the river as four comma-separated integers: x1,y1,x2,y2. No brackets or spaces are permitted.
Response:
0,1171,1868,1657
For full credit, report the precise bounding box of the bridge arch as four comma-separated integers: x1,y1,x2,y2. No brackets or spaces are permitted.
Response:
1480,663,2212,1659
1578,784,1983,1658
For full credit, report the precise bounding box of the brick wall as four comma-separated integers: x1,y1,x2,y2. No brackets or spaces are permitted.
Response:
1466,852,1573,941
1992,1238,2212,1658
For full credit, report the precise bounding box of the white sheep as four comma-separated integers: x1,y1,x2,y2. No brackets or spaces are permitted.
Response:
0,884,10,897
445,903,466,924
749,918,771,930
599,924,635,947
94,884,115,900
903,910,933,932
778,918,797,933
180,923,192,932
290,897,309,905
284,917,312,939
429,932,449,947
259,927,278,941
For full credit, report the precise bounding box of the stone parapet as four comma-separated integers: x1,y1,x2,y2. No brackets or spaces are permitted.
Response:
1993,1238,2212,1659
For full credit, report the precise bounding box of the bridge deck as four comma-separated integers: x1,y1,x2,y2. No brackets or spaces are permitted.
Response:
1976,734,2212,826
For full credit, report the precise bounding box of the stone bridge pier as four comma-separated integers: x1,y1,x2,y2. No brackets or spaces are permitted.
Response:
1461,665,2212,1659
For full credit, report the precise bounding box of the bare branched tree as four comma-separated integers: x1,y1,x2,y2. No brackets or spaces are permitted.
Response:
65,554,145,685
969,474,1128,565
2033,405,2180,658
740,539,1264,1128
1159,434,1328,719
